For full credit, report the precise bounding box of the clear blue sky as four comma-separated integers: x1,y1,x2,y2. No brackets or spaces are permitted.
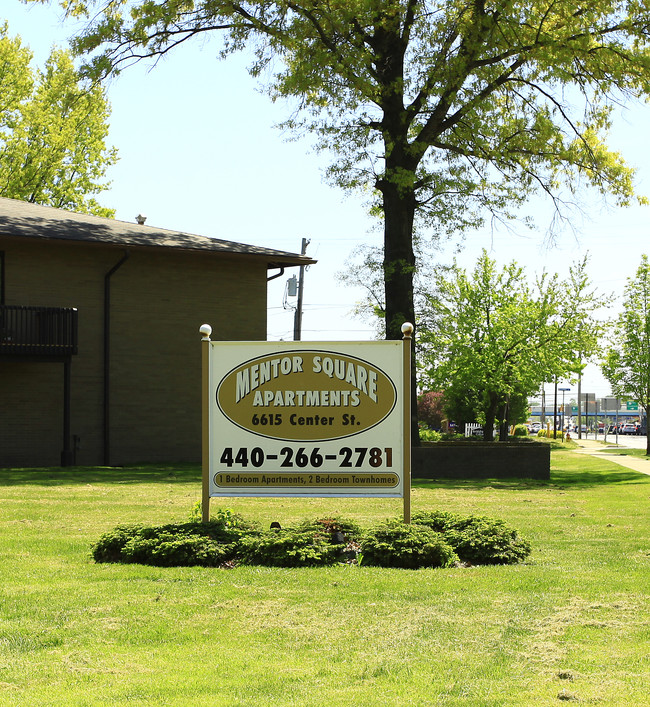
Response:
5,0,650,402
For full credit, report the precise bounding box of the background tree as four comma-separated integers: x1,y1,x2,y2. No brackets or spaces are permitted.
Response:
439,384,483,435
602,254,650,454
48,0,650,342
439,375,530,439
0,22,117,216
419,252,601,440
497,390,530,439
416,390,446,430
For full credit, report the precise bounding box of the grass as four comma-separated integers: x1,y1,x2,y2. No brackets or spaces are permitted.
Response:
1,452,649,706
598,445,650,459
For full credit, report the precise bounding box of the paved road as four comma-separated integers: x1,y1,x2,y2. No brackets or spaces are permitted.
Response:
578,432,648,449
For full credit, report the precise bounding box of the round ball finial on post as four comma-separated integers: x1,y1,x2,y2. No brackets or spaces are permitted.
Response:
401,322,414,339
199,324,212,341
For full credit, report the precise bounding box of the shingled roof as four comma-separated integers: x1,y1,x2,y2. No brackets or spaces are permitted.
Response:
0,197,316,269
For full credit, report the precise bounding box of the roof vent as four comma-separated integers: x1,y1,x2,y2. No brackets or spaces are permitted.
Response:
135,213,147,225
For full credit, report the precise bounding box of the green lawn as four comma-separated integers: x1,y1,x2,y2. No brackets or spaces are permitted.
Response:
598,445,650,459
1,451,649,706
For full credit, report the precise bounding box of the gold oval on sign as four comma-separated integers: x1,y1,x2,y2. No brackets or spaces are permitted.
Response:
216,350,397,441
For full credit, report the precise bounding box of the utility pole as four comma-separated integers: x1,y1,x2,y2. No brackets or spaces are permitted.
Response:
577,369,582,439
293,237,310,341
553,377,558,439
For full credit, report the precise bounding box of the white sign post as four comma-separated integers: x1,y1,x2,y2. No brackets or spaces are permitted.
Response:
200,324,413,522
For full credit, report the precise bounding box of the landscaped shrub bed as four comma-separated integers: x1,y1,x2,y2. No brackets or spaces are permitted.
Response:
411,511,532,564
92,510,531,569
360,520,459,569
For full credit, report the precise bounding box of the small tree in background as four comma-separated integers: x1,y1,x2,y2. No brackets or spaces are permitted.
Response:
602,254,650,455
497,390,530,440
438,381,530,439
419,252,602,441
417,391,446,431
440,384,483,435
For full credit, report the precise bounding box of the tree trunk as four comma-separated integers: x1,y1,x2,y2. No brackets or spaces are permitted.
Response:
382,185,416,340
484,393,499,442
374,26,421,445
498,397,510,441
380,175,419,444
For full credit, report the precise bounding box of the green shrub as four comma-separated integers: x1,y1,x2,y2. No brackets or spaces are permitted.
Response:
412,511,531,565
187,504,257,533
410,510,461,533
444,517,531,564
188,500,203,522
360,520,458,569
513,424,529,436
238,529,341,567
294,516,362,541
120,534,236,567
237,517,363,567
419,428,442,442
91,524,142,563
91,516,259,566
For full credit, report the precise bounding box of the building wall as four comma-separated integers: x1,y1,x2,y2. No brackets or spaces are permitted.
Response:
0,238,268,467
1,360,64,467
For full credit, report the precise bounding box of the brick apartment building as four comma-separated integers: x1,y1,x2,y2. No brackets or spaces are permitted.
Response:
0,197,314,467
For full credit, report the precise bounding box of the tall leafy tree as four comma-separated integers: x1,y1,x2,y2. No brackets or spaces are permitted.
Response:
419,252,601,440
0,23,117,216
602,255,650,454
0,22,32,126
40,0,650,339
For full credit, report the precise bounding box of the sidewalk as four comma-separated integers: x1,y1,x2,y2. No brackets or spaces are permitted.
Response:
572,437,650,476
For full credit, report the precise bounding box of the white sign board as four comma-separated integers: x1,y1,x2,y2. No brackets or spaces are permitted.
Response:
204,339,408,498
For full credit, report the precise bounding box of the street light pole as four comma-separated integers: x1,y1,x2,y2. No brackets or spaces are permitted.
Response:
553,378,558,439
577,369,582,440
559,387,570,439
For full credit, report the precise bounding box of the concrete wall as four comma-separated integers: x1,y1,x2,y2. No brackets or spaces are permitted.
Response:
0,238,268,467
412,442,550,480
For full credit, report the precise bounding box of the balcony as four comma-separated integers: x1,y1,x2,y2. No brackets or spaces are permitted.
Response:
0,305,78,357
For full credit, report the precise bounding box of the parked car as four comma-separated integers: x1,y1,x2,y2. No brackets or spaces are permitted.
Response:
621,423,637,435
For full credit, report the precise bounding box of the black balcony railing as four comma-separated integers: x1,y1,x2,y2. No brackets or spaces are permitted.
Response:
0,305,78,356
